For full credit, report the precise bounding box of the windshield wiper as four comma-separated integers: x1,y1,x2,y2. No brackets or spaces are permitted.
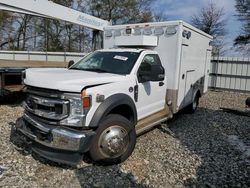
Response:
69,67,80,70
69,67,108,73
81,68,109,73
69,67,123,74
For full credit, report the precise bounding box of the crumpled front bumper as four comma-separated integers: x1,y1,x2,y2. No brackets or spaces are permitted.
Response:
15,114,96,165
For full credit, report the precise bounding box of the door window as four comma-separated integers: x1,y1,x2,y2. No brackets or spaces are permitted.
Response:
137,54,164,82
140,54,161,67
138,54,163,72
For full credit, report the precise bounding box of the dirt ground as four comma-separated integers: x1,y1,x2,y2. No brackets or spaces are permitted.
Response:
0,91,249,187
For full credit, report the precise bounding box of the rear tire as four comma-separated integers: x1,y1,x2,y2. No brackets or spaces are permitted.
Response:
246,97,250,107
89,114,136,165
186,93,199,113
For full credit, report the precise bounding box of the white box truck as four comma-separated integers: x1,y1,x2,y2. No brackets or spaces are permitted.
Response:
13,20,212,165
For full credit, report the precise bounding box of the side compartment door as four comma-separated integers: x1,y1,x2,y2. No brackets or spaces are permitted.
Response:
178,44,188,109
135,54,166,119
178,44,197,109
184,70,196,105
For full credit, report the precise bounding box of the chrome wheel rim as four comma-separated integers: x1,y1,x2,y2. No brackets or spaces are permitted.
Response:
98,125,129,158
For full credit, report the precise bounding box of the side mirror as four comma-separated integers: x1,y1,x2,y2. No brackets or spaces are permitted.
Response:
68,60,75,68
138,63,152,83
151,65,165,81
138,70,151,83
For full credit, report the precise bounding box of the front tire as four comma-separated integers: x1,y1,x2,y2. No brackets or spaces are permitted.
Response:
89,114,136,165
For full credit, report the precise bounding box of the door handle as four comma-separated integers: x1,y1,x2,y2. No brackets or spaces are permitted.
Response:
159,82,164,86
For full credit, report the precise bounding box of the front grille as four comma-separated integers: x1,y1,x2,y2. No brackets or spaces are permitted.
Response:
23,86,85,128
24,87,69,121
26,97,63,114
36,104,56,112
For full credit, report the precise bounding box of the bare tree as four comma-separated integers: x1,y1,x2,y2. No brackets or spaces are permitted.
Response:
154,11,168,22
191,2,227,56
0,12,40,50
0,0,161,52
14,14,32,50
234,0,250,55
87,0,154,24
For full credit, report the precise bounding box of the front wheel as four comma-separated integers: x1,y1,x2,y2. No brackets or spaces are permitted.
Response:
89,114,136,165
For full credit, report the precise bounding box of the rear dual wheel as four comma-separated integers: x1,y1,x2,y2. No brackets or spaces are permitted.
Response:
89,114,136,165
246,97,250,107
186,93,200,113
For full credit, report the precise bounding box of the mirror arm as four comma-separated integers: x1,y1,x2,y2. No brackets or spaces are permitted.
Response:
68,60,75,68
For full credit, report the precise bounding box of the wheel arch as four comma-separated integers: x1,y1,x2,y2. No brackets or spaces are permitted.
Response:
195,89,201,98
88,93,137,128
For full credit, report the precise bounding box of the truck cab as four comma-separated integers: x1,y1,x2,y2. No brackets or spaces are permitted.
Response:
17,48,168,165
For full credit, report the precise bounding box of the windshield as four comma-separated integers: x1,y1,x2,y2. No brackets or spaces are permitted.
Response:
70,51,140,75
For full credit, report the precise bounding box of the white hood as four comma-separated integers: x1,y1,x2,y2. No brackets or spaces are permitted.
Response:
24,68,126,92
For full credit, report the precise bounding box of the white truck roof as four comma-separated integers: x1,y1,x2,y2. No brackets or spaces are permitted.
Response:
105,20,213,39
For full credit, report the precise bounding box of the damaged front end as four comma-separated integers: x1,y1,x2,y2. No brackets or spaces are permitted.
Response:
15,86,95,166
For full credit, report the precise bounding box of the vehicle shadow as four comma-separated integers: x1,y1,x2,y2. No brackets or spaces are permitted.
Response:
0,92,25,106
75,165,148,188
9,122,148,188
158,107,250,187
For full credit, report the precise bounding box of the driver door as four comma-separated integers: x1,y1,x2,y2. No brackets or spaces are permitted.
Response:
136,54,166,120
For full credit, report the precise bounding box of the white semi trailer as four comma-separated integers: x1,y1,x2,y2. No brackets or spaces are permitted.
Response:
0,0,212,165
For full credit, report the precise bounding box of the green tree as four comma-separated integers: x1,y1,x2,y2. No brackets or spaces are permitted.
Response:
0,11,13,49
1,12,36,50
37,18,65,51
0,11,9,26
1,0,159,52
234,0,250,55
35,0,74,51
85,0,154,50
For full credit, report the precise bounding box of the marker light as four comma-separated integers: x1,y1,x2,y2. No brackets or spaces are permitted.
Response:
143,28,152,35
125,28,132,35
105,30,112,38
134,28,141,35
154,27,164,35
114,30,121,36
166,27,177,35
81,90,91,108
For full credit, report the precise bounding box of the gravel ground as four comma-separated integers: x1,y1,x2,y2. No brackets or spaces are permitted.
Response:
0,91,249,188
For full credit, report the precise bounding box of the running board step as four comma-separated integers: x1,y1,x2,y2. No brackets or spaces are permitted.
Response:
135,109,172,135
136,117,170,135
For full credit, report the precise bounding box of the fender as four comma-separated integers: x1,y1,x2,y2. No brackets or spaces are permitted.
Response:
88,93,137,127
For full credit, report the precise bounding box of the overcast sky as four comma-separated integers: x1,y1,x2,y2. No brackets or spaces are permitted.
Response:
153,0,245,57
